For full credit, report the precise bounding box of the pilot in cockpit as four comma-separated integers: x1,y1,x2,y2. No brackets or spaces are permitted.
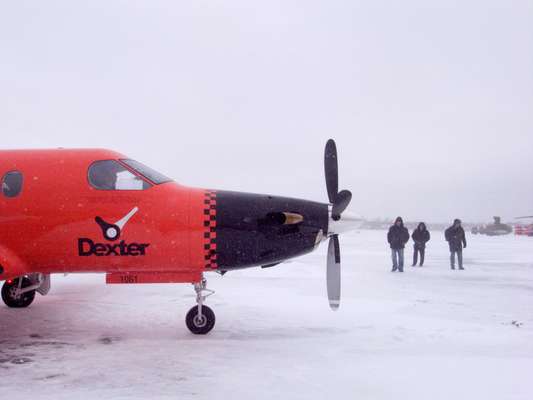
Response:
90,161,120,190
89,160,145,191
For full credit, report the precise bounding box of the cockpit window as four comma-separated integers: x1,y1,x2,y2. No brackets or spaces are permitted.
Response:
120,159,172,185
2,171,23,198
88,160,151,191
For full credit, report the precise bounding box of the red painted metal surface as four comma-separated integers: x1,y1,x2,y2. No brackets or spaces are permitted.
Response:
106,271,202,284
0,149,210,283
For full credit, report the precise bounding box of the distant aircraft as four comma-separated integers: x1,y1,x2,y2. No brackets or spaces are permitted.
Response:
514,216,533,236
0,140,360,334
471,216,513,236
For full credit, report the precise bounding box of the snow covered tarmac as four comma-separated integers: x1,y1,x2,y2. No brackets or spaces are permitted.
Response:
1,230,532,399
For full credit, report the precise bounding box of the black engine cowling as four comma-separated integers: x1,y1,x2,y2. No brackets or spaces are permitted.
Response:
214,191,329,270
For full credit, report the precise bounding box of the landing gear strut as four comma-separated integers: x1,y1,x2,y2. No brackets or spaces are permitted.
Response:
186,276,216,334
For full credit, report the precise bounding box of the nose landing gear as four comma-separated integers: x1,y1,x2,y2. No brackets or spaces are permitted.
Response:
186,276,216,334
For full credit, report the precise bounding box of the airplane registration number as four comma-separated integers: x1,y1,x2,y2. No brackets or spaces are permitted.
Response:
120,275,138,284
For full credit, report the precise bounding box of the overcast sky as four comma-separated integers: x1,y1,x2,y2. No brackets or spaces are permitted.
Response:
1,1,532,223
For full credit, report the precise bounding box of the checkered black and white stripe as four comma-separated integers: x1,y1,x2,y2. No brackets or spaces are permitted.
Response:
203,190,217,269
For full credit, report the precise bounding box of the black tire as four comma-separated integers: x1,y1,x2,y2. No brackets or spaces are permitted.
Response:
186,305,216,335
2,277,36,308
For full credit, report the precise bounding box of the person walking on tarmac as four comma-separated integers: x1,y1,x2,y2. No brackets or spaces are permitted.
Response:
411,222,430,266
445,218,467,270
387,216,410,272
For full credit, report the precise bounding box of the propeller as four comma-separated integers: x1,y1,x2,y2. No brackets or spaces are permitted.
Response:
324,139,352,310
325,139,352,221
327,234,341,310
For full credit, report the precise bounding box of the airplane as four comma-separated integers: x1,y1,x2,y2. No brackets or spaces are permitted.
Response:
0,140,359,334
471,216,513,236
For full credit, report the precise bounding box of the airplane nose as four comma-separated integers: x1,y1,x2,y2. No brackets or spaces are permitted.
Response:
212,190,329,271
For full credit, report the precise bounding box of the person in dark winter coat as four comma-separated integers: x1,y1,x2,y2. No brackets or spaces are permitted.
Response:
411,222,430,266
445,218,467,270
387,216,410,272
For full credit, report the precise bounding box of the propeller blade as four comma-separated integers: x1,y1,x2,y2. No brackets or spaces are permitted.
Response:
331,190,352,221
324,139,338,204
327,235,341,310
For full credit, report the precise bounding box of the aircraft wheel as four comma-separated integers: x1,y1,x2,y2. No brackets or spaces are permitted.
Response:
186,305,216,335
1,277,36,308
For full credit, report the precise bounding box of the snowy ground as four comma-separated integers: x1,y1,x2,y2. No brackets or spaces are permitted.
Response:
1,230,532,399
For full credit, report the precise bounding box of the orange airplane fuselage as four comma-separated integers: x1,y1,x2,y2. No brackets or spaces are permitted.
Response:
0,149,210,283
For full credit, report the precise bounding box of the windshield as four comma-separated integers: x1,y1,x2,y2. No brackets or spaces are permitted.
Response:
121,159,172,185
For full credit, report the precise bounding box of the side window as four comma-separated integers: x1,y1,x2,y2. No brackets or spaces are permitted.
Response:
88,160,151,191
2,171,24,198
